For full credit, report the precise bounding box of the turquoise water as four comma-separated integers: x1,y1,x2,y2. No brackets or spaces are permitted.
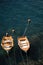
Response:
0,0,43,65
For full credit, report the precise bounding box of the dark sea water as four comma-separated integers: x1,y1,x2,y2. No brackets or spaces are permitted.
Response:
0,0,43,65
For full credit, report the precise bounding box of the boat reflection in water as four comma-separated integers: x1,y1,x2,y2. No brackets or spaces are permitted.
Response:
1,34,14,53
18,36,30,52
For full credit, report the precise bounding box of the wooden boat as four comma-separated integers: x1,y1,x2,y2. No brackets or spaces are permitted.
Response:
1,35,14,52
17,36,30,52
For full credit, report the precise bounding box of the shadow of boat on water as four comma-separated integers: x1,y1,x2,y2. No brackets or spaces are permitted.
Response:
0,32,43,65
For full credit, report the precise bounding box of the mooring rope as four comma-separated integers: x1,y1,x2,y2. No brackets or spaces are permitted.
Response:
7,52,12,65
19,50,26,65
23,23,29,36
25,52,29,65
23,19,31,36
14,50,17,65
